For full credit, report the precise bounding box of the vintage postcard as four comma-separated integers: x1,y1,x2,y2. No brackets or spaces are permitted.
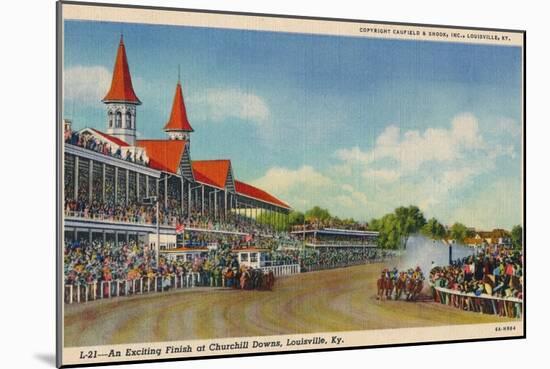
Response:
56,1,525,367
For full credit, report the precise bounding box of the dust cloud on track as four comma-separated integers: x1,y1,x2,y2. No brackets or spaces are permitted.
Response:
64,263,514,347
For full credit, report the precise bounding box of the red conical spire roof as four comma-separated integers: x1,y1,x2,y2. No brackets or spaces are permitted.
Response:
164,81,193,132
103,36,141,104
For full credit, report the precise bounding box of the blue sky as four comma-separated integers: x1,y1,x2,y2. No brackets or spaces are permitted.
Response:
63,20,523,229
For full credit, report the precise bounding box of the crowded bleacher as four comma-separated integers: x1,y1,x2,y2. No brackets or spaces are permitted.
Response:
429,245,523,317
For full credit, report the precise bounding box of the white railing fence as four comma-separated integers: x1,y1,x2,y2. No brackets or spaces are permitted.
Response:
431,285,522,318
260,264,300,277
64,273,208,304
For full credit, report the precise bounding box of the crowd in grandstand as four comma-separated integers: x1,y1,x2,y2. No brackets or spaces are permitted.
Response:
430,246,523,298
65,199,159,225
429,245,523,317
304,235,376,246
64,238,278,292
300,248,394,271
65,130,149,165
64,196,294,241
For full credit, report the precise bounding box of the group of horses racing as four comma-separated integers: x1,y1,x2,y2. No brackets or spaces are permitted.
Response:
224,267,275,291
377,267,425,301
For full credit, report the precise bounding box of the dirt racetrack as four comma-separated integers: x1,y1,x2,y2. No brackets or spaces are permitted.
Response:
64,263,515,347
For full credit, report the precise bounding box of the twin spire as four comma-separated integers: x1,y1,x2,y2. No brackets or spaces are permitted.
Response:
103,35,193,136
164,80,194,133
103,35,141,105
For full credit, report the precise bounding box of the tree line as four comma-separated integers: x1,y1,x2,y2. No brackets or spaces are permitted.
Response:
257,204,522,250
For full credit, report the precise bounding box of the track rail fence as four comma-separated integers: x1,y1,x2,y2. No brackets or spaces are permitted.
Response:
64,273,230,304
260,264,300,276
431,285,522,318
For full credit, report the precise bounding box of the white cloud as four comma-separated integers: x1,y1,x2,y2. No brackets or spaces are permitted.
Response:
250,165,335,211
64,65,112,105
252,165,332,194
336,184,370,209
336,113,484,173
191,88,270,125
362,168,401,182
330,113,520,221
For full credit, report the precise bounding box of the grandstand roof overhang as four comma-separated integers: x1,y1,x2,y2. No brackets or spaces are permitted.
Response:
191,160,234,190
234,180,291,210
136,139,186,174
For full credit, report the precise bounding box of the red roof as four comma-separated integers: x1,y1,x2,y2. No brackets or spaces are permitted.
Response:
235,180,290,209
164,82,193,132
90,128,129,147
192,160,231,189
136,140,186,173
103,36,141,104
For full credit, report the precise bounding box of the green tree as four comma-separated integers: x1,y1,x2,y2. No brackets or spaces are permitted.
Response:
511,225,523,249
287,210,305,226
450,222,468,244
421,217,447,240
305,206,331,224
394,205,427,248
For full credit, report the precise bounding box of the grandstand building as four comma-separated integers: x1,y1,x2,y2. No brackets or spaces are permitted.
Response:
291,227,379,250
63,37,291,253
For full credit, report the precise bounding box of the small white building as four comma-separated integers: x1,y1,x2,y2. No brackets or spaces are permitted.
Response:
235,248,271,269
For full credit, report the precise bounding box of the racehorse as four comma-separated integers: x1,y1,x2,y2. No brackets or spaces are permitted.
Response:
385,276,394,300
259,270,275,291
377,272,389,300
405,277,423,301
240,268,250,290
394,273,407,300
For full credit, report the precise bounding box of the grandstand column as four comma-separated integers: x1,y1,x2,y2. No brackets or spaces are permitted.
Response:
201,185,205,215
89,159,93,203
136,173,140,201
180,178,184,213
74,156,79,200
187,182,191,216
145,175,149,197
164,175,168,209
224,190,227,218
272,207,275,230
114,167,118,204
126,169,129,205
214,190,218,220
102,163,106,202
